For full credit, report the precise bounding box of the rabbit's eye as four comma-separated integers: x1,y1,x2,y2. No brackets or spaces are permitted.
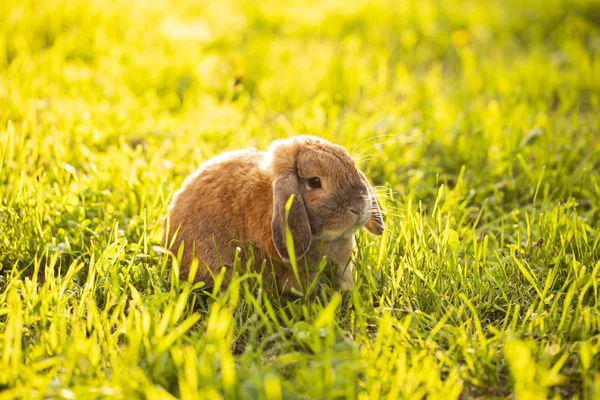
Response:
307,177,322,189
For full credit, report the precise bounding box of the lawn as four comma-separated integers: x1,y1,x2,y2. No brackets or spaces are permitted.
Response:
1,0,600,398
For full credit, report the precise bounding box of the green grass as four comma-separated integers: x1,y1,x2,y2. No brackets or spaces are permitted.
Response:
1,0,600,398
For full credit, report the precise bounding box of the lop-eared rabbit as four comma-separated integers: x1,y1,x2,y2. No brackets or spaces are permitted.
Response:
163,136,383,293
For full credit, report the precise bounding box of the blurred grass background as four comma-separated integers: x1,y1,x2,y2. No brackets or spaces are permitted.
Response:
0,0,599,398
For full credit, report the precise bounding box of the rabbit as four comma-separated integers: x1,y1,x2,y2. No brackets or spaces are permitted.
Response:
162,135,384,293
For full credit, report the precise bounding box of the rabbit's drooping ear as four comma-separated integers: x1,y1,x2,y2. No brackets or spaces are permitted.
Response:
271,173,312,262
360,171,385,235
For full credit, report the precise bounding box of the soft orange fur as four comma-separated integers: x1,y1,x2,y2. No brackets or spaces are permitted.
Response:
163,136,383,293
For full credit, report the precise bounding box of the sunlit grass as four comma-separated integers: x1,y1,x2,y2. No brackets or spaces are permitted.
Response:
1,0,599,398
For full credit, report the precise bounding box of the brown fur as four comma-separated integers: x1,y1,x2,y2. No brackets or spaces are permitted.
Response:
163,136,384,293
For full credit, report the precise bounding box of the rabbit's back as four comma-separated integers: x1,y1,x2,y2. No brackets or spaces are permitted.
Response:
164,148,273,281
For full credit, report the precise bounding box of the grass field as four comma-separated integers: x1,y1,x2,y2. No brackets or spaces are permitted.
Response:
1,0,600,398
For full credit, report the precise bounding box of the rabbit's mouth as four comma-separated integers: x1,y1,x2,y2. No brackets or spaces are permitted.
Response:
353,199,372,226
318,200,371,240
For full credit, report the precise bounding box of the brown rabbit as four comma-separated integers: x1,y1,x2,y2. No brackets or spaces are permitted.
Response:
163,135,384,293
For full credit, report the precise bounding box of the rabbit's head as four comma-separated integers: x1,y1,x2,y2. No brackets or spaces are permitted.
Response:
265,136,384,262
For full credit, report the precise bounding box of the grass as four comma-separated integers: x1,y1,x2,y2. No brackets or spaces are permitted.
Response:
1,0,600,398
